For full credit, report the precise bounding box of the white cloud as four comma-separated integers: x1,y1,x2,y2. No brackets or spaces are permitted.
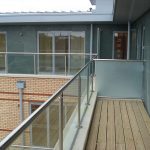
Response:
0,0,95,12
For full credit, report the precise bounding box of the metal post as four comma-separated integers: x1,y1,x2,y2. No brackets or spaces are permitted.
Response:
90,24,93,60
87,66,90,105
78,75,81,128
33,54,36,74
59,93,63,150
47,107,50,147
65,55,67,75
127,21,131,60
91,61,94,92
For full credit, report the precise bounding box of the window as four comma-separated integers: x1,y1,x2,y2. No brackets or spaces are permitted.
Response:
70,32,85,74
0,32,6,72
30,103,59,147
30,102,76,148
38,31,85,75
113,32,128,59
39,32,53,73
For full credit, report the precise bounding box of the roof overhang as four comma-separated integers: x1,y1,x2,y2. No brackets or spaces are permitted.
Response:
0,12,113,24
114,0,150,23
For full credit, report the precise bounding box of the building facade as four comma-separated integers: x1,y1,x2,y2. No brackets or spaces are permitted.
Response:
0,0,150,144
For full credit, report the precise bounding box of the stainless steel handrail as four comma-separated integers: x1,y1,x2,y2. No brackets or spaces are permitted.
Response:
0,55,97,149
0,52,97,55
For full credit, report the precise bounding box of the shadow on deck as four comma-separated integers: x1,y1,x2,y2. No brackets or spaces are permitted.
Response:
85,98,150,150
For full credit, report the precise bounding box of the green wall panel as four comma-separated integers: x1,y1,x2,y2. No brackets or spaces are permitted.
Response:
134,10,150,115
8,54,35,74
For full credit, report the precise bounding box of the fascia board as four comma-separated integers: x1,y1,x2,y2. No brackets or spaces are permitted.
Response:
0,13,113,23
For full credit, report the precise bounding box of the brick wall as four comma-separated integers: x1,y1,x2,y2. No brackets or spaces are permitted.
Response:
0,76,69,140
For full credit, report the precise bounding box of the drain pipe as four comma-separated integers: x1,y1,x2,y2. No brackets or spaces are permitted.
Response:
16,81,26,123
16,81,26,146
127,21,131,60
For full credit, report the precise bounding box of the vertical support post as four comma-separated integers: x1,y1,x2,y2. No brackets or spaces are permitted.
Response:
91,61,94,92
5,53,8,73
90,24,93,60
97,28,100,58
34,54,36,74
65,55,67,75
87,66,90,105
59,93,63,150
127,21,131,60
47,107,50,147
78,75,81,128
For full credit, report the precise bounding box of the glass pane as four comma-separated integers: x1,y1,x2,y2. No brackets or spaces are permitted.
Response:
80,67,88,118
55,55,66,74
0,54,5,72
55,32,68,53
48,103,59,147
71,32,85,53
63,78,78,149
70,54,85,75
8,54,34,74
0,33,6,52
32,110,47,147
114,32,128,59
39,33,52,53
39,54,52,73
6,97,60,149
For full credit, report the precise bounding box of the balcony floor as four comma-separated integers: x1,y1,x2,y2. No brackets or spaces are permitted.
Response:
85,98,150,150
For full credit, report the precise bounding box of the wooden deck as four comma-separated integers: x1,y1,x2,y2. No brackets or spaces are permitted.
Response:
85,98,150,150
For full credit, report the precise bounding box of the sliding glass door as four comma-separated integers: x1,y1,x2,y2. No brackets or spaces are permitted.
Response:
39,32,53,73
113,32,128,59
38,31,85,75
55,32,69,74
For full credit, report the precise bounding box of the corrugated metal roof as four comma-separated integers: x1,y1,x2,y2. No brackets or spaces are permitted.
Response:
0,10,93,15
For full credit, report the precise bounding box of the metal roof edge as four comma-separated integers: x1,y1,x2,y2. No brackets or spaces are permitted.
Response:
0,13,113,23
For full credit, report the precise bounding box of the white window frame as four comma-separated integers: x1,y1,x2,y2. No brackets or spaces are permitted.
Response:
37,31,85,75
0,32,7,73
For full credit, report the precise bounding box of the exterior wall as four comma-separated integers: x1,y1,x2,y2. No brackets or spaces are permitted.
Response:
93,24,128,59
0,76,69,140
0,23,129,61
133,10,150,115
0,24,91,53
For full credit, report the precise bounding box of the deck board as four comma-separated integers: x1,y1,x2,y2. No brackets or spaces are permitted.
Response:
120,101,136,150
86,101,102,150
85,98,150,150
96,101,107,150
106,101,115,150
132,101,150,150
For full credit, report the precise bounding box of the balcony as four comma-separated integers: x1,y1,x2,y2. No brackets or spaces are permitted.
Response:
0,58,150,150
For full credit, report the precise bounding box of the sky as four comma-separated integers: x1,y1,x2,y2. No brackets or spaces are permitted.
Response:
0,0,95,12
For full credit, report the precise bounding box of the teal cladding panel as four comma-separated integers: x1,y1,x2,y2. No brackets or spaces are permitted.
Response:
134,10,150,115
8,54,34,74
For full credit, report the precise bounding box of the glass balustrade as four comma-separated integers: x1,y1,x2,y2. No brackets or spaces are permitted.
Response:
0,57,95,150
0,52,96,75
